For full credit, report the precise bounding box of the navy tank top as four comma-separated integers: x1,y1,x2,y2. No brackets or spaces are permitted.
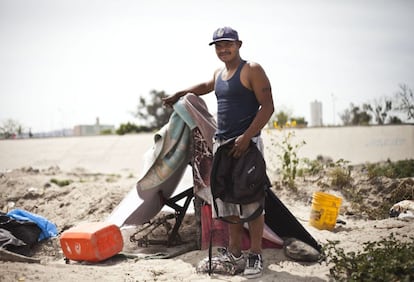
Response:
215,60,260,140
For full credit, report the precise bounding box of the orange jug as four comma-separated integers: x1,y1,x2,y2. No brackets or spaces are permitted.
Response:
60,222,123,262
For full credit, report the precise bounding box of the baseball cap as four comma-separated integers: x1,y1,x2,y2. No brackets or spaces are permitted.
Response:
209,27,240,46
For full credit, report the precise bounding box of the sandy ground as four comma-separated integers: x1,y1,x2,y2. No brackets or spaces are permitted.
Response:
0,135,413,282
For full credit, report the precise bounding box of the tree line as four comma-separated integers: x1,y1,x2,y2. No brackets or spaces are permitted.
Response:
339,84,413,126
119,83,413,133
1,84,413,138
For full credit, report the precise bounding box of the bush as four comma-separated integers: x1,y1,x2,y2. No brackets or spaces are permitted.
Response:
100,129,113,135
323,233,414,282
328,159,353,189
50,178,72,187
116,122,151,135
367,159,414,179
302,158,325,176
276,131,306,189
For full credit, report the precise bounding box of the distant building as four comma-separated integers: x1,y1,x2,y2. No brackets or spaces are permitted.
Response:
73,117,115,136
310,100,323,127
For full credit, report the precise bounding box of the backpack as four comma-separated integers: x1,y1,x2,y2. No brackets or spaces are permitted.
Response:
210,138,271,223
208,139,271,275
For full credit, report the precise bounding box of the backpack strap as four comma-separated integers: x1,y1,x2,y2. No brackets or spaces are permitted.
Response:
212,188,267,225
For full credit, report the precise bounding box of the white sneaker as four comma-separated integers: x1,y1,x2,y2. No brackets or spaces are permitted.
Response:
243,253,263,279
216,247,246,274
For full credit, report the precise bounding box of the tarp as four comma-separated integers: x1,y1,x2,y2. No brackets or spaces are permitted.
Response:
7,209,58,241
107,94,320,252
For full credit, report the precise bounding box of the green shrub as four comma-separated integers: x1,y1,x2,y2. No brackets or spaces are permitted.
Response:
393,159,414,178
50,178,72,187
367,159,414,178
328,159,352,188
276,131,306,189
100,129,113,135
302,158,325,176
323,233,414,282
105,174,121,183
116,122,152,135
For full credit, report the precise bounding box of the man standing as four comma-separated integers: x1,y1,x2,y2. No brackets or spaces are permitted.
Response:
162,26,274,278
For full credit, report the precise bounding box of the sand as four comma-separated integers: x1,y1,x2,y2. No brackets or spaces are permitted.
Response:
0,135,413,282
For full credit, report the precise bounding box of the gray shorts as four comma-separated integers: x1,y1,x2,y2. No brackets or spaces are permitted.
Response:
210,136,266,219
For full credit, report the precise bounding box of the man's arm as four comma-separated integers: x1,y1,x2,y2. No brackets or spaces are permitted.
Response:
162,74,216,107
232,62,274,157
245,62,274,138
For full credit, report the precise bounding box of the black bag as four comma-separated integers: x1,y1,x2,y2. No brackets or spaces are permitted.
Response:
0,212,41,256
210,139,270,205
208,139,272,273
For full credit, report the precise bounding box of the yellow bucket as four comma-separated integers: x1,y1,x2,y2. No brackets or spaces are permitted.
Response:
309,192,342,231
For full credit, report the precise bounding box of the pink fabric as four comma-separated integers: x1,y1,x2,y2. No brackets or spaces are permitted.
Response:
200,204,283,250
181,93,217,151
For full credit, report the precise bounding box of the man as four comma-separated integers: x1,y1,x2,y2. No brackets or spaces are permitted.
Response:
162,26,274,278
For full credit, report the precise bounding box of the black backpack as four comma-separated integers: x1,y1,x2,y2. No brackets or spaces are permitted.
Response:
208,139,271,275
210,138,271,223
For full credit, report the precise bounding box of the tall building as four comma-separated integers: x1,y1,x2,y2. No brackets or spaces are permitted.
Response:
310,100,323,127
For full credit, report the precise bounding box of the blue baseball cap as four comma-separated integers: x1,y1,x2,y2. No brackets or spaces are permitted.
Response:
209,27,240,46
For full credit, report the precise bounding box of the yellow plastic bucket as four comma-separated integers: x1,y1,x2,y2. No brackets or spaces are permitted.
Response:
309,192,342,231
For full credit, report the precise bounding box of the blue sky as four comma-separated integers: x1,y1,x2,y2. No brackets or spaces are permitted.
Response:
1,0,413,132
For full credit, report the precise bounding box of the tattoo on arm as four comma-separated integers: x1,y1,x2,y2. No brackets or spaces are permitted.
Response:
262,86,272,93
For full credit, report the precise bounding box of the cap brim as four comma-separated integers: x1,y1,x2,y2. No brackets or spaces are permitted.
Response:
208,38,237,46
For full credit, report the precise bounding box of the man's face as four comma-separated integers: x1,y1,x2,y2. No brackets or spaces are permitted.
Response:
214,40,241,62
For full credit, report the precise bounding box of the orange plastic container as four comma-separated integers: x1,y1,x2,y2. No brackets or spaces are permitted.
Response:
60,222,123,262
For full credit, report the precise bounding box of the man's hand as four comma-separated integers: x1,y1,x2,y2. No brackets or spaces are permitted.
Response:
229,135,250,158
162,91,187,108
